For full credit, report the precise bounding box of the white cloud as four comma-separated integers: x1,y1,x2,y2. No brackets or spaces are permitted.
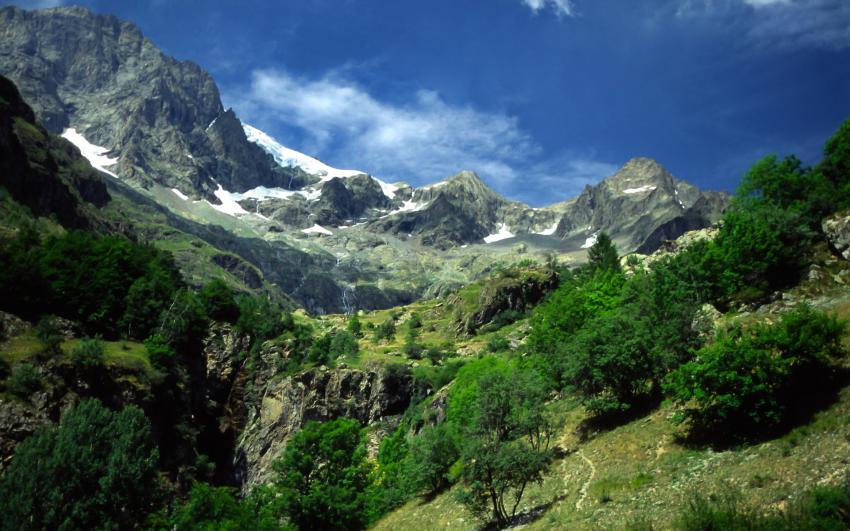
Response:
521,0,574,18
229,68,539,189
676,0,850,50
225,68,615,206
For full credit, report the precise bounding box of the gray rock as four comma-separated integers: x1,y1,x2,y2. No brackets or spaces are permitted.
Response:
823,213,850,260
235,365,413,491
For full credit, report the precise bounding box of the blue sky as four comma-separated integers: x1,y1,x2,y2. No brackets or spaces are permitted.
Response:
5,0,850,205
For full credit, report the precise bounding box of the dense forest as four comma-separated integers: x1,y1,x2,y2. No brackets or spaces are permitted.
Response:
2,119,850,530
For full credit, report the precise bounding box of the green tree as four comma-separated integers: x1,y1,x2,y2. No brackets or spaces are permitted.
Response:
273,418,371,530
170,482,277,531
0,399,160,530
527,270,625,390
587,231,620,273
407,423,460,495
456,366,553,527
347,312,363,338
35,315,63,357
236,295,289,343
199,279,240,323
820,117,850,200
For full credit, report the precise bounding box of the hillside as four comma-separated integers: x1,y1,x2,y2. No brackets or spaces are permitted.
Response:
1,4,849,531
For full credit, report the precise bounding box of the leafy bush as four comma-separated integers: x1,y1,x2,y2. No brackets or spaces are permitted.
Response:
486,335,510,353
169,482,277,531
406,423,460,495
7,362,41,398
9,231,184,339
527,270,625,389
373,319,396,342
347,312,362,337
198,279,239,323
35,315,62,357
665,305,845,435
235,295,290,344
0,399,160,530
273,418,371,530
70,336,105,369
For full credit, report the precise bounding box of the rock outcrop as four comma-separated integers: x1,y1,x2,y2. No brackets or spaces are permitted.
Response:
235,365,413,491
823,213,850,260
453,267,559,335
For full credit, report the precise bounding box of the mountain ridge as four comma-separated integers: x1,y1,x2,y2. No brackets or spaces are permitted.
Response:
0,5,728,314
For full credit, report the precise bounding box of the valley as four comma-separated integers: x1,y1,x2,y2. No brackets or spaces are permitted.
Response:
1,4,849,531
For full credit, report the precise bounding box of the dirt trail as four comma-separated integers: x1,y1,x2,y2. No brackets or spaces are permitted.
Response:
575,450,596,510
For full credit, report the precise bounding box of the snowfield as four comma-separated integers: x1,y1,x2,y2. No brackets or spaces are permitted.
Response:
483,223,515,243
61,128,119,178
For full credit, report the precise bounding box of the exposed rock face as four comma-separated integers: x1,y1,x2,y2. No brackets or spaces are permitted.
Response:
555,158,727,255
0,398,50,470
0,6,291,198
235,365,413,491
823,213,850,259
454,268,559,335
202,322,250,404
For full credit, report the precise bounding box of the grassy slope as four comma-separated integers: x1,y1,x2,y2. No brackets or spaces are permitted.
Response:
370,268,850,530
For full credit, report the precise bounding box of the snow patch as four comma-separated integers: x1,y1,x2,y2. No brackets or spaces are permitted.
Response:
375,179,399,199
60,128,119,178
237,185,322,202
534,221,559,236
210,184,250,216
421,181,448,190
581,232,599,249
302,224,333,236
171,188,189,201
243,124,362,181
381,198,429,218
484,223,515,244
623,185,657,194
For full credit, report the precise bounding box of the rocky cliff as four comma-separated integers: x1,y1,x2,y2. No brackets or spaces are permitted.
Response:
0,6,296,199
235,364,413,491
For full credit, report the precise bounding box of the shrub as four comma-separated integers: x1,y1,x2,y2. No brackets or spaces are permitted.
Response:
273,418,371,530
198,279,239,323
374,319,396,342
486,335,510,353
35,315,62,357
0,399,160,530
407,423,460,495
7,362,41,398
403,341,424,360
665,305,845,435
70,337,105,369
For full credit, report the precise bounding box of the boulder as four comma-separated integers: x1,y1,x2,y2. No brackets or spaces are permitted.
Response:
823,213,850,260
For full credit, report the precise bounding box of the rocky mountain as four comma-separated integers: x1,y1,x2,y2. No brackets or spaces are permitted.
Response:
0,6,300,199
553,157,728,254
0,5,727,314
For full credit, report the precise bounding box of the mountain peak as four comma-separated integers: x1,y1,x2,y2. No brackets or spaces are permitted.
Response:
603,157,676,195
